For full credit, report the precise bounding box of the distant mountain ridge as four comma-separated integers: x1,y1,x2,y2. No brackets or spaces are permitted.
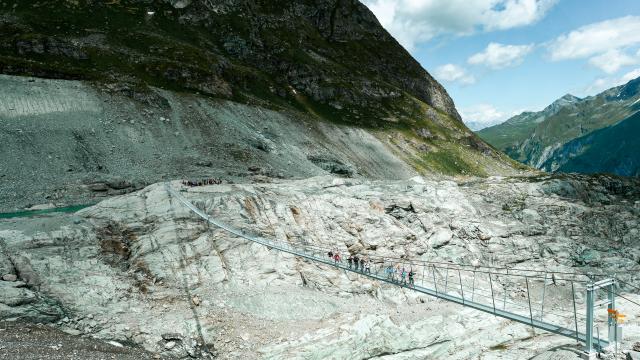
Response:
477,76,640,176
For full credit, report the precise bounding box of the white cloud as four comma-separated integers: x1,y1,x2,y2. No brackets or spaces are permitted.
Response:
548,16,640,74
468,42,534,69
621,68,640,83
361,0,557,51
584,68,640,94
548,16,640,61
588,49,639,74
433,64,476,85
460,104,505,125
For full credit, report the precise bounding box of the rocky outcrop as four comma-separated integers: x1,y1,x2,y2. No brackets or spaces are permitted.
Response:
0,175,638,358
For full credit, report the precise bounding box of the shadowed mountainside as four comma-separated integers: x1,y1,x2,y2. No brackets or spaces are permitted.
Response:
540,111,640,176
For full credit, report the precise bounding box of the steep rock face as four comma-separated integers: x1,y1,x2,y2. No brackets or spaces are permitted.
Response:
478,77,640,173
0,175,639,358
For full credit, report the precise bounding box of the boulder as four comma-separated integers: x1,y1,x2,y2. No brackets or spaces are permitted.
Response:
1,274,17,282
522,209,542,224
430,228,452,249
0,281,35,306
0,253,14,277
10,256,39,287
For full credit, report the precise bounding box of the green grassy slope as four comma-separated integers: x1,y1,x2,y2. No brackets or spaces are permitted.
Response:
478,112,541,157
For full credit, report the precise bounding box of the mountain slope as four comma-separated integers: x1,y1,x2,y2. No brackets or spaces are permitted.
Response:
1,0,461,126
540,111,640,176
0,0,519,211
477,78,640,170
478,94,582,154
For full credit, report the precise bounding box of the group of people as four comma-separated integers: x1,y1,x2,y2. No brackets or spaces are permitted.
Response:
326,250,415,288
384,265,415,287
182,178,223,187
347,254,372,273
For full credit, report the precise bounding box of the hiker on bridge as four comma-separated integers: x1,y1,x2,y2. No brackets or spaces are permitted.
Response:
359,257,365,272
347,255,354,269
327,250,333,259
385,264,393,280
353,255,360,271
400,267,407,285
364,258,371,274
408,268,415,287
333,251,341,264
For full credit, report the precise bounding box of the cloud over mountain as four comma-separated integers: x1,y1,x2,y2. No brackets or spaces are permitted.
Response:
362,0,557,51
468,42,534,69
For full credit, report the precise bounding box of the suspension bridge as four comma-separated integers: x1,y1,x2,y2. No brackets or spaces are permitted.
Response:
165,183,626,356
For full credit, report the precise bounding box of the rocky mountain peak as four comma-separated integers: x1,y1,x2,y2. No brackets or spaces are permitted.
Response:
617,75,640,100
544,93,581,114
558,93,581,102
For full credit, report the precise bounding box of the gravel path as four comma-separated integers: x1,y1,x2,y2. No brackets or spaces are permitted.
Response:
0,321,164,360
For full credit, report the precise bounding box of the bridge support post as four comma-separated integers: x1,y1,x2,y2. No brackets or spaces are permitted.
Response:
541,273,547,320
432,265,438,294
458,269,464,304
489,273,496,313
583,278,616,356
444,268,449,294
585,283,594,354
607,280,617,349
572,282,579,345
471,271,476,302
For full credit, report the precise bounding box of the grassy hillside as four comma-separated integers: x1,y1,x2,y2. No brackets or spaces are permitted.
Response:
478,111,543,157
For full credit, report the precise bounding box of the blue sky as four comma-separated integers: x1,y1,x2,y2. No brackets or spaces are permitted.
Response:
361,0,640,129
